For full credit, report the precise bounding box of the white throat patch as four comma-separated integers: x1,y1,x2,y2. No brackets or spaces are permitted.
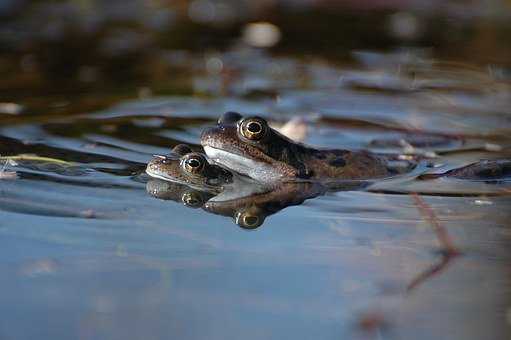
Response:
204,146,281,183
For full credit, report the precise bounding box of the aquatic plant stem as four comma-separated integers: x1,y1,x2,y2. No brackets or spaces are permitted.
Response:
406,192,461,292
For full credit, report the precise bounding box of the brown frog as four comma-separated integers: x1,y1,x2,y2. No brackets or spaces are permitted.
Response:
145,144,233,194
200,112,392,183
418,159,511,181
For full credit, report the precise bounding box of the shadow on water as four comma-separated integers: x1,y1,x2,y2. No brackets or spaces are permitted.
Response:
1,2,511,338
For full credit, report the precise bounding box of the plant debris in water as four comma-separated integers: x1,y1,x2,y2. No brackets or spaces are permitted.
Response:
0,158,18,180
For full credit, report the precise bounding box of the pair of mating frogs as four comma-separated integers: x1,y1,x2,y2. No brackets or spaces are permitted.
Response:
146,112,511,228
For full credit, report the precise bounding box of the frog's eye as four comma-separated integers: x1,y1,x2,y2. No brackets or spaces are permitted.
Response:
238,117,268,141
234,210,264,229
180,153,207,174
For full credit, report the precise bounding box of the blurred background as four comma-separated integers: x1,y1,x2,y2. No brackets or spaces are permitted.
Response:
1,0,511,112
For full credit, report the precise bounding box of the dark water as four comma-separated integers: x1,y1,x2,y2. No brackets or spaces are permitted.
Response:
1,48,511,340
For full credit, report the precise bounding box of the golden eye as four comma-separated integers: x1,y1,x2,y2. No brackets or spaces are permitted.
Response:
234,210,263,229
181,153,206,174
238,118,267,141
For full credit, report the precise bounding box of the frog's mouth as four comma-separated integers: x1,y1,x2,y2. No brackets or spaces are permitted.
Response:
145,167,174,182
204,146,261,173
145,158,175,182
146,161,221,193
203,146,283,182
145,157,196,185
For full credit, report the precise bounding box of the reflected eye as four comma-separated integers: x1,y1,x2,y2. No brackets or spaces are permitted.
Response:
181,153,206,174
238,118,267,141
235,210,263,229
181,191,204,208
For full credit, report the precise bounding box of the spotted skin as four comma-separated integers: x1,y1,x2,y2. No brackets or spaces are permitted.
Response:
419,159,511,181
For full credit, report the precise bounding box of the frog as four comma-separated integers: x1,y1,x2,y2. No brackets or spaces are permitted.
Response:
418,159,511,182
145,144,233,194
200,112,393,183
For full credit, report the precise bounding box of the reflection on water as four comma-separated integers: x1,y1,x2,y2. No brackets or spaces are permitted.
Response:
147,179,328,229
1,49,511,340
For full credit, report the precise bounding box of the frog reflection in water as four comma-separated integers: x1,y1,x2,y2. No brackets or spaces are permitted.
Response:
201,112,393,183
146,179,215,209
203,181,325,229
146,177,325,229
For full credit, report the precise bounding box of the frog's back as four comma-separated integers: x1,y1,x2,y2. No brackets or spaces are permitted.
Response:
303,149,391,180
444,159,511,180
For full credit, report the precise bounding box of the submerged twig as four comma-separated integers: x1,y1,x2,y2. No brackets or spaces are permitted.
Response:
406,192,461,292
0,157,18,180
406,252,455,292
410,192,460,255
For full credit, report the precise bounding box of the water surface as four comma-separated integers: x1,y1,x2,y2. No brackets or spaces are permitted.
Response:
1,52,511,340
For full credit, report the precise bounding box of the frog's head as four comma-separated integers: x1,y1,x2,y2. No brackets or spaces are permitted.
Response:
200,112,309,182
146,144,232,193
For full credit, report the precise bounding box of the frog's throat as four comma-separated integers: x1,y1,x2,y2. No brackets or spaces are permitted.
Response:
204,146,284,183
